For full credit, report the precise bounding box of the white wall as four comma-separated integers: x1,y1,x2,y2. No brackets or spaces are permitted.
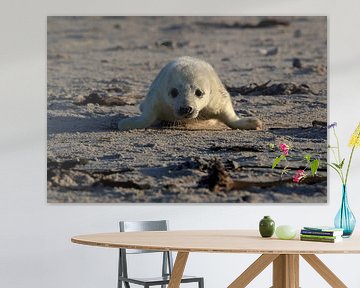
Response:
1,0,360,287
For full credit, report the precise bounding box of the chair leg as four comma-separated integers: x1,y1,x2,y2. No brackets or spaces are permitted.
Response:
199,278,204,288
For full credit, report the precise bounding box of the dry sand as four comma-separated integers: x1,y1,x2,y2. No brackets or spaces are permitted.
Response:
47,16,327,203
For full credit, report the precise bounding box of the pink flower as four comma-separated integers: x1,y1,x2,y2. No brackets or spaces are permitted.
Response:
279,143,289,155
293,170,306,183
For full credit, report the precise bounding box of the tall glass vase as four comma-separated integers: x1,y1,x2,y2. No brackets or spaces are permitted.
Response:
334,185,356,237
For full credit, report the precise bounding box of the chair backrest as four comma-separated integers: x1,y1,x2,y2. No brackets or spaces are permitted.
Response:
118,220,174,284
119,220,169,254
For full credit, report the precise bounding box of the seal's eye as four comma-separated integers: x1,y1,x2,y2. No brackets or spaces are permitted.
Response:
170,88,179,98
195,89,203,97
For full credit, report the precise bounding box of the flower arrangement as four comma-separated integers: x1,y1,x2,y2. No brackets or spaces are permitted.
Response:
328,122,360,186
330,122,360,237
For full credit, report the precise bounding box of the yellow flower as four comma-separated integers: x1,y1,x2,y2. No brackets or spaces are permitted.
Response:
349,122,360,147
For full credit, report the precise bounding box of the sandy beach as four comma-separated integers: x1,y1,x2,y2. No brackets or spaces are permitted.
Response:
47,16,327,203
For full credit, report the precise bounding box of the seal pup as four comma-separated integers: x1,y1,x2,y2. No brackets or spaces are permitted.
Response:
118,56,262,131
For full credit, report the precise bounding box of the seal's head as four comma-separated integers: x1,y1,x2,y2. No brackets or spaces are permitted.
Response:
164,58,212,120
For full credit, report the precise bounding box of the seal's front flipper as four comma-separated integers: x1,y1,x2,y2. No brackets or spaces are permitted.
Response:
231,117,263,130
219,109,262,130
117,114,157,131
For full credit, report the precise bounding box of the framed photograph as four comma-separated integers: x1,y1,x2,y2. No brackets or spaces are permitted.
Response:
47,16,327,203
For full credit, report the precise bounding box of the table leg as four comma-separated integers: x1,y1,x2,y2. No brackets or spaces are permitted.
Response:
228,254,279,288
301,254,347,288
229,253,348,288
168,252,189,288
272,254,299,288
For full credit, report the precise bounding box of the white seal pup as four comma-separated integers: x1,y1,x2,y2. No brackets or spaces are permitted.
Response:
118,56,262,131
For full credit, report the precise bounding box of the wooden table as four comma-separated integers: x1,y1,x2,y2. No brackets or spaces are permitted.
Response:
71,230,360,288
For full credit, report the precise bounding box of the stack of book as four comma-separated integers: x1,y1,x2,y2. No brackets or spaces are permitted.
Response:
300,226,344,243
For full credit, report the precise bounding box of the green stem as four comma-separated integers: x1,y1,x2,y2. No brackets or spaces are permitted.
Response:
333,128,342,163
330,148,339,164
344,130,360,185
332,128,345,182
345,145,356,185
327,163,345,184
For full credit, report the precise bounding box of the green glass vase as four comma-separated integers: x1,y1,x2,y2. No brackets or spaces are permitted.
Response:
259,216,275,237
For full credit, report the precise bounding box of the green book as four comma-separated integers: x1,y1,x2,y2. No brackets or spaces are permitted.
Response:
300,236,342,243
300,234,340,240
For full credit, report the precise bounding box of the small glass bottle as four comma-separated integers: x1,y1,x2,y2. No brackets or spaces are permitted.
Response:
259,216,275,238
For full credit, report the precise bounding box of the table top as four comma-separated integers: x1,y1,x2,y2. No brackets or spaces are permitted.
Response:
71,230,360,254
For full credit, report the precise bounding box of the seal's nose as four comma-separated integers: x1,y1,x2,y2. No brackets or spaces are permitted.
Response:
178,106,193,116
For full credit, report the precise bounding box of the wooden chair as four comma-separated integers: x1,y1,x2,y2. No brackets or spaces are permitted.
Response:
118,220,204,288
